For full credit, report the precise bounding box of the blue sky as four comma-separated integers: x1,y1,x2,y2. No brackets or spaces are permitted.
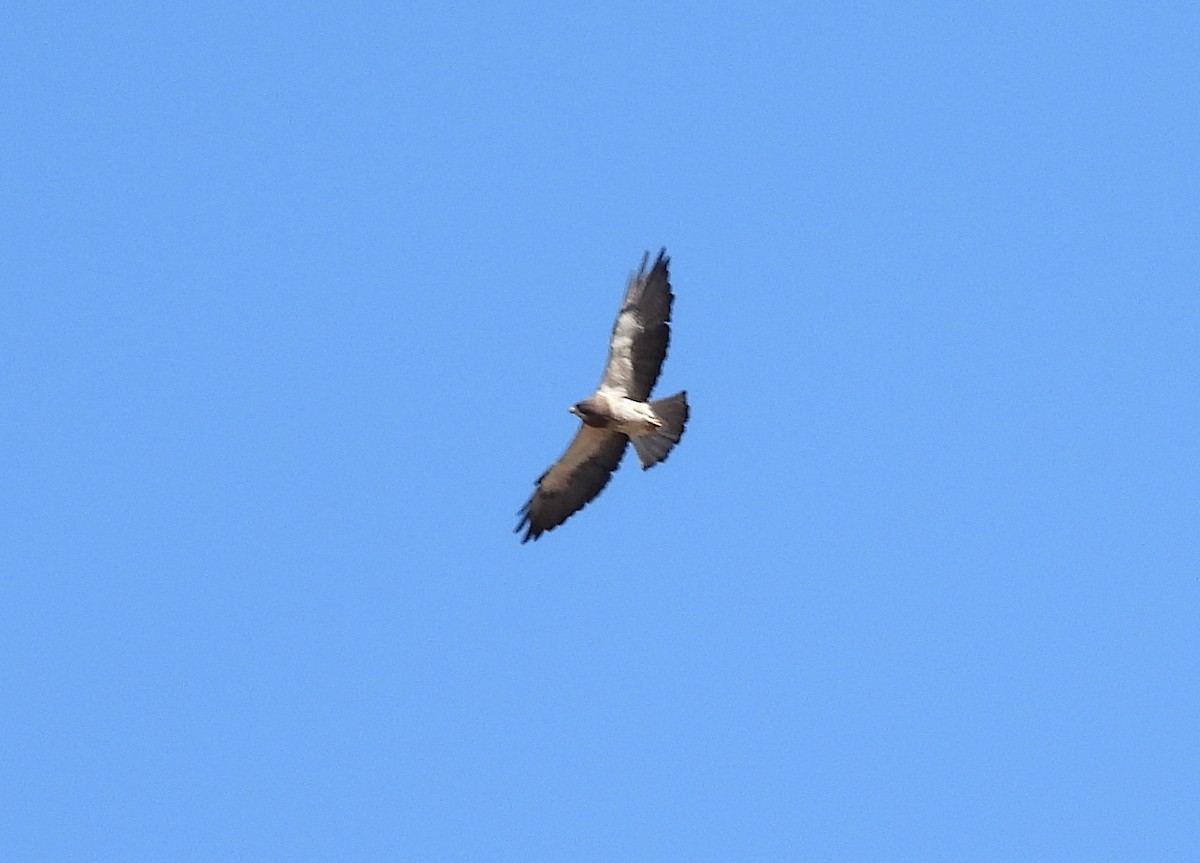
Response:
3,1,1198,859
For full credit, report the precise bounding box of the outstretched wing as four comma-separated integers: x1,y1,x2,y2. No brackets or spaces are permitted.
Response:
516,425,628,542
598,249,674,401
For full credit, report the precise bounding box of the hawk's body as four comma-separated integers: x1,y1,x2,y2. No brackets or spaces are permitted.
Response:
516,250,689,543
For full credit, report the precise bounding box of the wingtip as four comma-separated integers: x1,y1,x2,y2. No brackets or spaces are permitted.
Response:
515,508,541,543
637,248,670,278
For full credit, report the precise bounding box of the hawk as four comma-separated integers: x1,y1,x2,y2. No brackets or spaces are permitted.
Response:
516,249,689,543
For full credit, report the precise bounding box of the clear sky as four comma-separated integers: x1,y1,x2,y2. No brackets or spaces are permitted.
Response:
3,1,1198,860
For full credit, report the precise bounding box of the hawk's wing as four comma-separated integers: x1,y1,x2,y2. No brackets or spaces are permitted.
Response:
516,425,628,542
598,249,674,401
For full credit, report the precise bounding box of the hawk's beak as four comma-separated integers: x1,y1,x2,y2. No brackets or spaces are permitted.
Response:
568,406,581,417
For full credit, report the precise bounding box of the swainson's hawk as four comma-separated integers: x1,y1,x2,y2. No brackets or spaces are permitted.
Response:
516,249,689,543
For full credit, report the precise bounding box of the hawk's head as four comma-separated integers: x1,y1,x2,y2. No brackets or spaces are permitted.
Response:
569,398,611,428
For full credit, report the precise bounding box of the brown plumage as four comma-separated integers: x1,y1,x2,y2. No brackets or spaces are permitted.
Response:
516,250,690,543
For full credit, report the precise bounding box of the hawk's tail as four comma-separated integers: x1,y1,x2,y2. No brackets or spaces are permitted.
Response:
631,391,689,470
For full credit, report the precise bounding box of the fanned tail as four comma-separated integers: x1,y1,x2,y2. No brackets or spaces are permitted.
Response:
630,391,689,469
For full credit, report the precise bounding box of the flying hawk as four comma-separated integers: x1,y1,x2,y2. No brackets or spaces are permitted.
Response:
516,249,689,543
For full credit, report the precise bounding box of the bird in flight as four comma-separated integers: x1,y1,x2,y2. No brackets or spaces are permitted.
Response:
516,249,689,543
